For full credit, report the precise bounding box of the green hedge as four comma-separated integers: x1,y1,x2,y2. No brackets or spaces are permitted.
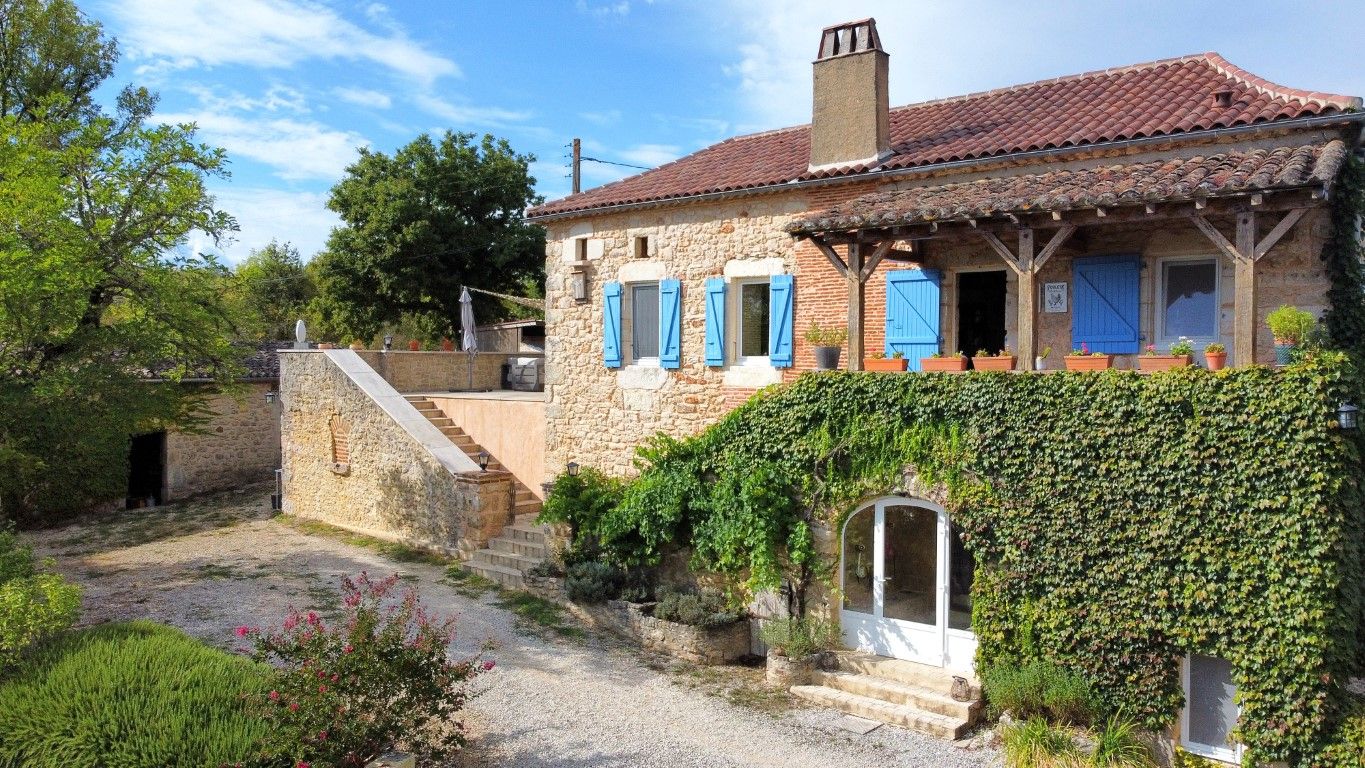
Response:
562,356,1363,765
0,621,275,767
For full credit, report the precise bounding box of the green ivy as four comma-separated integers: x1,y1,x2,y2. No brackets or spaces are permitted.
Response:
552,356,1363,766
1322,153,1365,365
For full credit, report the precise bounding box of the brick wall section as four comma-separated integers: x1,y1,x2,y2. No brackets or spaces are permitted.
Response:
165,381,279,500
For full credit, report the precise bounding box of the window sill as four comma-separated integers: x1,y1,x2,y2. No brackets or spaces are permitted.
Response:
723,365,782,388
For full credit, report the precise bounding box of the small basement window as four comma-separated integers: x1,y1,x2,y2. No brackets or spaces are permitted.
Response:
1182,654,1241,763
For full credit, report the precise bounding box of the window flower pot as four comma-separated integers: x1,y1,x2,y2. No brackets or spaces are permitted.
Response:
1065,354,1114,371
921,356,968,372
812,346,841,370
971,355,1016,372
441,337,455,352
864,357,907,372
1138,354,1192,372
1205,351,1227,371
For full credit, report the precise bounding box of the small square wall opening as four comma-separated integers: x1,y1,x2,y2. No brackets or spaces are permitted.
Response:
633,235,650,259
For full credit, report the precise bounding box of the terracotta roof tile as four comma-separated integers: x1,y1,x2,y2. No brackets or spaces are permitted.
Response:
530,53,1359,219
784,141,1346,234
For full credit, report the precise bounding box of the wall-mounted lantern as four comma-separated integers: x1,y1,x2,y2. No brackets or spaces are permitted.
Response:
265,390,277,405
383,334,393,351
1338,402,1359,431
570,261,590,303
477,450,490,472
566,461,580,477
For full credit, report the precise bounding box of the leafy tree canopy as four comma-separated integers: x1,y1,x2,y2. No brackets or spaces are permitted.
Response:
316,131,546,342
230,240,315,342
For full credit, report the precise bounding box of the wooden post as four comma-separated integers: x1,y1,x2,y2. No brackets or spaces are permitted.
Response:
1234,212,1256,366
571,138,581,194
847,242,864,371
1016,228,1035,369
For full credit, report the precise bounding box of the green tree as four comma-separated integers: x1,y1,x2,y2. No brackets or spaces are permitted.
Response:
231,240,315,341
0,0,114,124
0,2,237,521
317,131,545,341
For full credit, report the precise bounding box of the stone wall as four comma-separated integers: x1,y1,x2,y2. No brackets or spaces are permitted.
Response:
351,351,524,393
165,381,279,501
278,350,513,556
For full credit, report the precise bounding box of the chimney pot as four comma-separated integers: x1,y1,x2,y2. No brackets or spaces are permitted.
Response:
810,18,890,171
1213,88,1234,108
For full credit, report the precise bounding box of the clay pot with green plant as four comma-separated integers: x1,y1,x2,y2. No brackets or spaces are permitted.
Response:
1064,343,1114,371
1204,342,1227,371
972,348,1017,372
1138,337,1194,372
865,350,908,372
922,351,968,372
1266,305,1316,365
804,323,847,370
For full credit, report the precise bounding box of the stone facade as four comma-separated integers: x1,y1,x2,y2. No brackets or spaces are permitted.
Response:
278,350,512,556
351,350,525,393
164,381,279,501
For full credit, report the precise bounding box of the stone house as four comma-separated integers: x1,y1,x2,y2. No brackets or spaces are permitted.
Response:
526,19,1363,759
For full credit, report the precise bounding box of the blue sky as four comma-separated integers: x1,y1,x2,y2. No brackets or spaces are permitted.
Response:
86,0,1365,264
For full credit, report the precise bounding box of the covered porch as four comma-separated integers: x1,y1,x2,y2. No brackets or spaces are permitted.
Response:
787,140,1347,370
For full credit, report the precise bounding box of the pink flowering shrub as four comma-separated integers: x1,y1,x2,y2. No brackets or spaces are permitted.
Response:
237,573,490,767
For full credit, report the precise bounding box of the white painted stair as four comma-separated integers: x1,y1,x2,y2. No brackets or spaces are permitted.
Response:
790,652,982,739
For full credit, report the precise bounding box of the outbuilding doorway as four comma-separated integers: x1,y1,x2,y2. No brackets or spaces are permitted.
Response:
126,431,165,509
957,270,1007,360
840,496,977,673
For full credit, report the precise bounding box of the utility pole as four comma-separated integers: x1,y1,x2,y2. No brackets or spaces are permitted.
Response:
571,137,581,194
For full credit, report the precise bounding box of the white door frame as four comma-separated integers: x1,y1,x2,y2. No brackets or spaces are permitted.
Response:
839,496,976,673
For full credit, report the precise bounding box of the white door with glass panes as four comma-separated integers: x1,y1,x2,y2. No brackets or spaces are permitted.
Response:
840,497,976,673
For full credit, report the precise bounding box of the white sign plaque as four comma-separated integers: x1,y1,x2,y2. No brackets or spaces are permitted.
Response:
1044,282,1068,313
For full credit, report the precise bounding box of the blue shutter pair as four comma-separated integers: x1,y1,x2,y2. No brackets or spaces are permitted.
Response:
885,269,942,371
602,279,682,369
701,275,794,368
1072,254,1140,354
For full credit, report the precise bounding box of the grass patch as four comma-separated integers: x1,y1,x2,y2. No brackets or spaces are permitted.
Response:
445,564,500,598
495,591,585,640
276,517,452,565
0,621,274,767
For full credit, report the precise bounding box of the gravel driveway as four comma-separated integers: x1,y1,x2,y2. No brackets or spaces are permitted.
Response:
27,487,1000,768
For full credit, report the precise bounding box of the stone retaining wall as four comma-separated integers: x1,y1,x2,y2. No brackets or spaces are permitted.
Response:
165,381,279,500
349,350,541,393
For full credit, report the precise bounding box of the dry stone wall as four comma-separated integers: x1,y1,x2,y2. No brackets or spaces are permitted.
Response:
279,350,512,556
165,381,279,500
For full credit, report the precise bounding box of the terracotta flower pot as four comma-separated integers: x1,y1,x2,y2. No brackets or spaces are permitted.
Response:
971,355,1017,372
1138,354,1192,372
1065,354,1114,371
864,357,908,372
408,339,421,351
441,337,455,352
317,342,335,350
1205,351,1227,371
921,356,968,372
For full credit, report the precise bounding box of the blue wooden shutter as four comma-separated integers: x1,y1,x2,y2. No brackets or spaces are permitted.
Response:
603,282,622,368
1072,255,1140,354
886,268,942,371
704,278,726,366
769,274,794,368
659,278,682,369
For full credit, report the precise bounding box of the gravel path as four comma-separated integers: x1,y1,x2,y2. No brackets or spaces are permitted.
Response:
27,488,1001,768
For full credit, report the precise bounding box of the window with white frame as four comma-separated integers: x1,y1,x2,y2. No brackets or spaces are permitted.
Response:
1158,258,1219,346
629,282,660,363
735,279,771,365
1182,654,1242,763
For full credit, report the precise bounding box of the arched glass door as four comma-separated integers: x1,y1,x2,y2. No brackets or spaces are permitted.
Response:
840,497,976,672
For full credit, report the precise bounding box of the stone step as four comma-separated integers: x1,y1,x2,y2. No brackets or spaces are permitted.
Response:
810,670,977,721
472,548,541,572
427,416,454,427
514,500,543,516
465,561,524,589
514,487,537,502
836,652,977,693
514,512,545,527
490,537,547,558
789,685,968,740
505,524,546,544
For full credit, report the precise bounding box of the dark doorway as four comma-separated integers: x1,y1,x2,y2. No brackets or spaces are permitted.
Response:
957,271,1008,360
126,431,165,509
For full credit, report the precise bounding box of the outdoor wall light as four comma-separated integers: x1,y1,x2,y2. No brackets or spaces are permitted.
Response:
1338,402,1359,431
566,461,580,477
477,450,490,472
265,390,277,405
383,334,393,351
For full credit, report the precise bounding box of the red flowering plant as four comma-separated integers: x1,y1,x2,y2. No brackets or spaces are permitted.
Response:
236,572,491,767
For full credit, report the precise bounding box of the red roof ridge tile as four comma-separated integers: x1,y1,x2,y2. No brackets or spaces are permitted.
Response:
1200,52,1361,110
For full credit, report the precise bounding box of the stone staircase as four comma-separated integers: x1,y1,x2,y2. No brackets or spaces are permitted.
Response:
404,396,549,588
790,652,983,740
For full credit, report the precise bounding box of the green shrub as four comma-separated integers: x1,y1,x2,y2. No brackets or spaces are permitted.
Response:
984,660,1099,726
564,561,623,604
0,524,80,674
1002,717,1078,768
653,590,741,628
1318,699,1365,768
1266,304,1317,344
0,621,272,767
539,466,623,548
759,615,840,658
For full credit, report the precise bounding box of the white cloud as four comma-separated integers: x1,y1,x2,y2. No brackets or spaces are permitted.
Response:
160,108,367,181
617,143,679,168
107,0,459,87
579,109,622,126
206,186,339,264
333,87,393,110
576,0,633,17
412,93,532,128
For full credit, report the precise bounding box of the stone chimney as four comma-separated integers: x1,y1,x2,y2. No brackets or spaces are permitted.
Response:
810,18,890,171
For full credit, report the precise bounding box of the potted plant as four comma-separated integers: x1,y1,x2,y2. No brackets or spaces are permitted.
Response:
805,323,847,370
972,347,1016,372
1138,337,1194,372
761,616,837,689
1064,343,1114,371
921,351,968,372
1266,305,1316,365
1204,342,1227,371
865,350,908,372
441,337,455,352
407,339,421,351
348,340,365,350
1034,346,1051,371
